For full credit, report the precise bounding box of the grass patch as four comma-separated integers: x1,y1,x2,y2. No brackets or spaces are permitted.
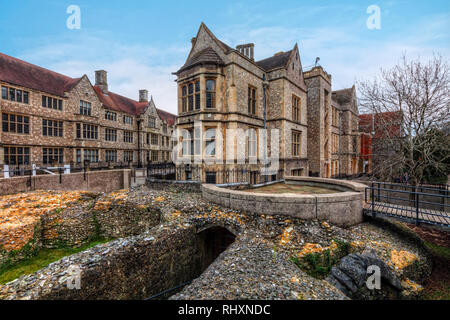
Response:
291,239,350,279
422,283,450,300
424,242,450,260
0,239,109,285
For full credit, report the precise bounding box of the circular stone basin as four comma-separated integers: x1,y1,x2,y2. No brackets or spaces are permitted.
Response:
243,182,343,195
202,176,368,227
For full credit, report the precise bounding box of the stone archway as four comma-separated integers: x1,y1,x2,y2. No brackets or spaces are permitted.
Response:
197,226,236,271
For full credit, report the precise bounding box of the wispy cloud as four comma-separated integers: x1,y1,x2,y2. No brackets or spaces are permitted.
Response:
13,3,449,115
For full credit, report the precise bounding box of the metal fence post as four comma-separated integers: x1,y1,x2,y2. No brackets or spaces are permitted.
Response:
371,182,376,218
415,188,420,226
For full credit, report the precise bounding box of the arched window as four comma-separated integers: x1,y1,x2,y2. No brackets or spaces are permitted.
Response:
206,79,216,108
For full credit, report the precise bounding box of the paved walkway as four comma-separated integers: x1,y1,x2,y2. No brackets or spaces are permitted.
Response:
363,202,450,228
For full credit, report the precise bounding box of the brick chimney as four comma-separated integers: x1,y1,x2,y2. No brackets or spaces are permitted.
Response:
95,70,108,94
236,43,255,61
139,89,149,103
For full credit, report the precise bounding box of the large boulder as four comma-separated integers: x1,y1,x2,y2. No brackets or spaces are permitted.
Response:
327,248,403,299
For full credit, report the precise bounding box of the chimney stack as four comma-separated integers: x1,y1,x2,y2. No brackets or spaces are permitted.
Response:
95,70,108,94
236,43,255,61
139,89,149,103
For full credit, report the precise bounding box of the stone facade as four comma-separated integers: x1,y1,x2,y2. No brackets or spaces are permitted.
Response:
304,67,362,178
174,23,309,183
0,53,176,171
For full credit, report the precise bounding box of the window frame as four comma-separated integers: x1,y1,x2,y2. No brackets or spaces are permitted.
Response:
79,100,92,116
2,113,30,134
292,131,302,157
42,119,63,137
248,85,257,115
43,147,63,164
292,95,301,123
205,79,216,109
4,146,30,165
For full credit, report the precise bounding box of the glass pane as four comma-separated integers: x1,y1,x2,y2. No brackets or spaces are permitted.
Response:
16,90,22,102
23,92,29,104
1,87,7,99
9,88,15,101
206,80,215,91
205,128,216,139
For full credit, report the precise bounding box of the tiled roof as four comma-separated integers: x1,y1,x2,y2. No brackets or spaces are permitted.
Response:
93,86,148,116
177,47,224,73
93,86,177,124
157,109,176,126
0,52,81,97
256,51,292,71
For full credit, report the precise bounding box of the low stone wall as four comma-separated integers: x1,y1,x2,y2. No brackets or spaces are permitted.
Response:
0,169,131,195
0,225,205,300
146,178,202,193
202,177,367,227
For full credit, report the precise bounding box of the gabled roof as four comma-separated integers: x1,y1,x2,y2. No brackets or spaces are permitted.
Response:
177,47,224,74
93,86,177,124
0,52,81,97
256,50,292,71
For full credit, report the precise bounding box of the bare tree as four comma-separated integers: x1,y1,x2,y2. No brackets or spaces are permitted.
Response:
358,54,450,185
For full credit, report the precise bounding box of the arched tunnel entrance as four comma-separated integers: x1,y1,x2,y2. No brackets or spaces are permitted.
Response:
146,225,237,300
198,226,237,271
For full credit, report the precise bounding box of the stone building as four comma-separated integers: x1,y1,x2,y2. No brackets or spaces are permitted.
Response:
0,52,176,171
174,23,309,183
303,66,362,178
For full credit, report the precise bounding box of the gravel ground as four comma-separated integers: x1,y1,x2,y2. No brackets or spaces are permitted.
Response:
124,186,431,300
0,185,432,300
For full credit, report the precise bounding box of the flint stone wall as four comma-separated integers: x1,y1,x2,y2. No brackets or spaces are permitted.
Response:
146,178,202,193
0,225,204,300
202,176,366,227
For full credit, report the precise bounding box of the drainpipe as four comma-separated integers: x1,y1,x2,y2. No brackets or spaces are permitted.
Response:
263,74,269,182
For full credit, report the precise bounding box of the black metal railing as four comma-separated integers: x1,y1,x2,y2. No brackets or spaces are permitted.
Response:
147,162,176,180
364,182,450,228
173,165,284,185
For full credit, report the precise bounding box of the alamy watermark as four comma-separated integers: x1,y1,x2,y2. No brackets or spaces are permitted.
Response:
367,5,381,30
66,5,81,30
171,122,281,174
366,265,381,290
66,264,81,290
